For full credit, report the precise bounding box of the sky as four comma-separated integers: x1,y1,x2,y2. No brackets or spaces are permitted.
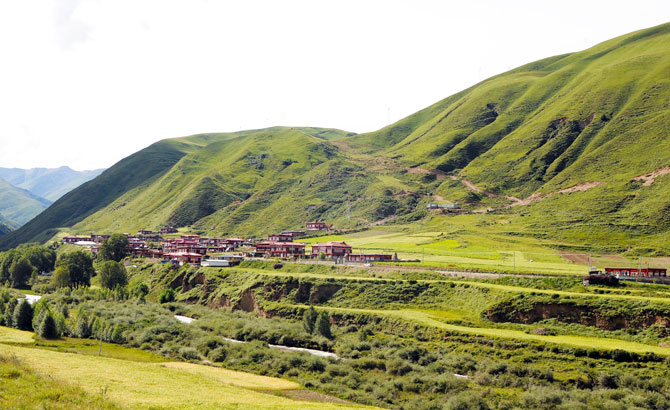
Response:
0,1,668,170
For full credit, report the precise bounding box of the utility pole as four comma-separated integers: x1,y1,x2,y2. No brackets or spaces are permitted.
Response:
346,199,351,220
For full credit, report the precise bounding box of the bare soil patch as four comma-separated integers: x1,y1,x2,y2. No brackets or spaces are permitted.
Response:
633,166,670,186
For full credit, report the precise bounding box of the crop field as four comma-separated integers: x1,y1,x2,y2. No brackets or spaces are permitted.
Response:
0,337,374,410
304,217,669,276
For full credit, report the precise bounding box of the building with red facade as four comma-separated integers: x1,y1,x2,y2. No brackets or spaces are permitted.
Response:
269,233,294,242
306,221,328,231
254,241,305,257
605,267,667,277
311,241,352,258
347,254,393,262
163,252,203,265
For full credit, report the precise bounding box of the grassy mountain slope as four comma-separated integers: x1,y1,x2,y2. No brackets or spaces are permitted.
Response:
2,24,670,254
0,177,51,227
71,127,417,237
0,166,105,201
345,22,670,251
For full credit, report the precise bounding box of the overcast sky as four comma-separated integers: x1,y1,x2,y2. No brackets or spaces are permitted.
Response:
0,1,668,170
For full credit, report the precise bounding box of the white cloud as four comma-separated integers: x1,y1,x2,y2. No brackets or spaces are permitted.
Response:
0,0,668,170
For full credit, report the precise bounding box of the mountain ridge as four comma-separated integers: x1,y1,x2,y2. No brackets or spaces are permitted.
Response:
0,166,105,202
1,23,669,253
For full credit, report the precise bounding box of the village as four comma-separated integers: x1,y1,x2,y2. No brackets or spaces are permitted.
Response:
61,220,397,267
60,220,670,285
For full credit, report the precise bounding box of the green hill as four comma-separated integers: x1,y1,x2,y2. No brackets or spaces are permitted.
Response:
0,166,105,202
1,23,670,254
0,177,51,228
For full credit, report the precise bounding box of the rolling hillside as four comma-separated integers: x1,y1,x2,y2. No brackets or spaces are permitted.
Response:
0,166,105,202
0,177,51,228
1,23,669,253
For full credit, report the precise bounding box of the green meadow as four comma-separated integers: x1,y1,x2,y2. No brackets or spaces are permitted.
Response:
0,327,374,410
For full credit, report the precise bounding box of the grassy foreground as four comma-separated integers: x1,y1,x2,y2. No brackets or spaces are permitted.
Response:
0,328,373,410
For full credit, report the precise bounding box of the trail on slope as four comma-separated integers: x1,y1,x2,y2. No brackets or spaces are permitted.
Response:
445,174,605,212
633,166,670,186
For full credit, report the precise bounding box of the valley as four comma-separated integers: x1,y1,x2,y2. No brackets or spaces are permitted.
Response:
0,20,669,410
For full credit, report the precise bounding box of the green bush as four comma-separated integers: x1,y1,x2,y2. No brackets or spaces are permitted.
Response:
98,261,128,290
207,347,227,362
159,288,175,303
13,300,33,331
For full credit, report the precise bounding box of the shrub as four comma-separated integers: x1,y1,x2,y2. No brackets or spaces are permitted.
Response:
98,261,128,290
303,306,317,334
207,346,227,362
179,347,200,361
159,288,175,303
444,391,490,410
37,312,59,339
387,359,412,376
13,300,33,330
307,358,326,372
315,312,333,339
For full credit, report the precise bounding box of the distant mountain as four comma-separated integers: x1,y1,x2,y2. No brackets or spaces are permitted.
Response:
0,217,13,236
1,23,670,254
0,166,105,202
0,177,51,228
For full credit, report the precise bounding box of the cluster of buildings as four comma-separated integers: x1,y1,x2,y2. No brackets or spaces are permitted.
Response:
62,221,394,266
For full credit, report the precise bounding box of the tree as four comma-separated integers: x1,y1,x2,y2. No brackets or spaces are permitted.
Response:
315,311,333,339
3,299,17,327
56,251,94,287
0,249,19,284
99,233,129,262
75,312,91,338
158,288,175,303
9,257,34,288
132,283,150,298
13,300,33,331
50,266,72,289
98,261,128,290
22,246,56,274
38,312,59,339
303,306,317,334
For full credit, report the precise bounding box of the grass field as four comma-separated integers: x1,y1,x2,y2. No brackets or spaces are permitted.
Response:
303,226,593,275
0,339,375,410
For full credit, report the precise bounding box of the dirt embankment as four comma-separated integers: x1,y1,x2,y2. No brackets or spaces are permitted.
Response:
177,276,343,317
487,302,670,331
633,166,670,186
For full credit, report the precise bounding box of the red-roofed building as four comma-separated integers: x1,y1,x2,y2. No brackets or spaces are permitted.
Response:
163,252,203,265
311,241,352,258
255,241,305,257
347,254,393,262
269,233,293,242
63,235,92,244
605,267,667,277
306,221,328,231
